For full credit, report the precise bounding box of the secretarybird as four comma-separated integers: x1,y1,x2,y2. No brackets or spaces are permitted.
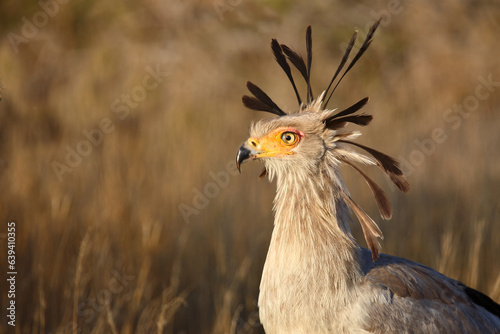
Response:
236,21,500,333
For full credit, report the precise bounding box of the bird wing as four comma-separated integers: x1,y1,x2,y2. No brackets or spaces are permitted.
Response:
358,249,500,333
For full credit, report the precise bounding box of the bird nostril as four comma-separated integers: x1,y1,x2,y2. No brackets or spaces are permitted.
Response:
249,139,259,148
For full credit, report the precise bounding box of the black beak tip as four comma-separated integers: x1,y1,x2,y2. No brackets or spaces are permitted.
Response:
236,145,252,173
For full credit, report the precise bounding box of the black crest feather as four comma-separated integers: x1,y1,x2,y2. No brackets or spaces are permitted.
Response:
281,45,307,81
328,97,370,120
326,114,373,130
305,25,313,104
324,97,371,129
242,95,276,114
324,31,358,107
325,20,381,106
271,39,302,105
244,81,286,116
281,44,312,99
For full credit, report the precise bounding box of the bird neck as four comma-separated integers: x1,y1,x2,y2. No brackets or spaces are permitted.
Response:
265,165,362,298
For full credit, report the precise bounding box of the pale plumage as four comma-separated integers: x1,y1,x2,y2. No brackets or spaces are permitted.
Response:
236,21,500,333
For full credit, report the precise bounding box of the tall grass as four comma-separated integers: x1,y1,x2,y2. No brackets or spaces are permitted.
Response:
0,0,499,333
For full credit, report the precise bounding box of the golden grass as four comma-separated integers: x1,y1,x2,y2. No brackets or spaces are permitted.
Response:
0,0,499,333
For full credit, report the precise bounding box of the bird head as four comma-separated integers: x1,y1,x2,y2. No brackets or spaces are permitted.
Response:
236,21,409,261
237,108,329,178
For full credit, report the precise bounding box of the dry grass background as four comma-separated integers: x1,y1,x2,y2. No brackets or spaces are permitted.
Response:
0,0,499,333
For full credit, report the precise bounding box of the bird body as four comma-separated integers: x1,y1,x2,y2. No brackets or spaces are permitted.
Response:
236,22,500,333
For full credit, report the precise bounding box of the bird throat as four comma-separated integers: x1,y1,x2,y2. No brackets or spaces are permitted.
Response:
258,166,362,331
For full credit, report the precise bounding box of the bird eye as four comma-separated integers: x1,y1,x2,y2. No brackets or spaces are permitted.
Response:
281,132,297,145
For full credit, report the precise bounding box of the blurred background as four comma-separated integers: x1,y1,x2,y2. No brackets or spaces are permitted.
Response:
0,0,499,333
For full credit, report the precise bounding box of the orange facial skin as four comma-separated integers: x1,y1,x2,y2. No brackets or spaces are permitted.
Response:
247,127,305,158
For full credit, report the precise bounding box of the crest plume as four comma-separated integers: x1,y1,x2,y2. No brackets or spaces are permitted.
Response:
242,81,286,116
305,25,313,104
325,19,381,107
281,44,311,98
324,31,358,108
271,39,302,105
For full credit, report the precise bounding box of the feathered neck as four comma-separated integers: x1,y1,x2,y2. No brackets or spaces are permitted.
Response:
264,154,362,294
274,166,352,240
258,157,363,332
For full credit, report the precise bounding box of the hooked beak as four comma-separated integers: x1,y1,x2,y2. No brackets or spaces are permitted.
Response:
236,143,254,173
